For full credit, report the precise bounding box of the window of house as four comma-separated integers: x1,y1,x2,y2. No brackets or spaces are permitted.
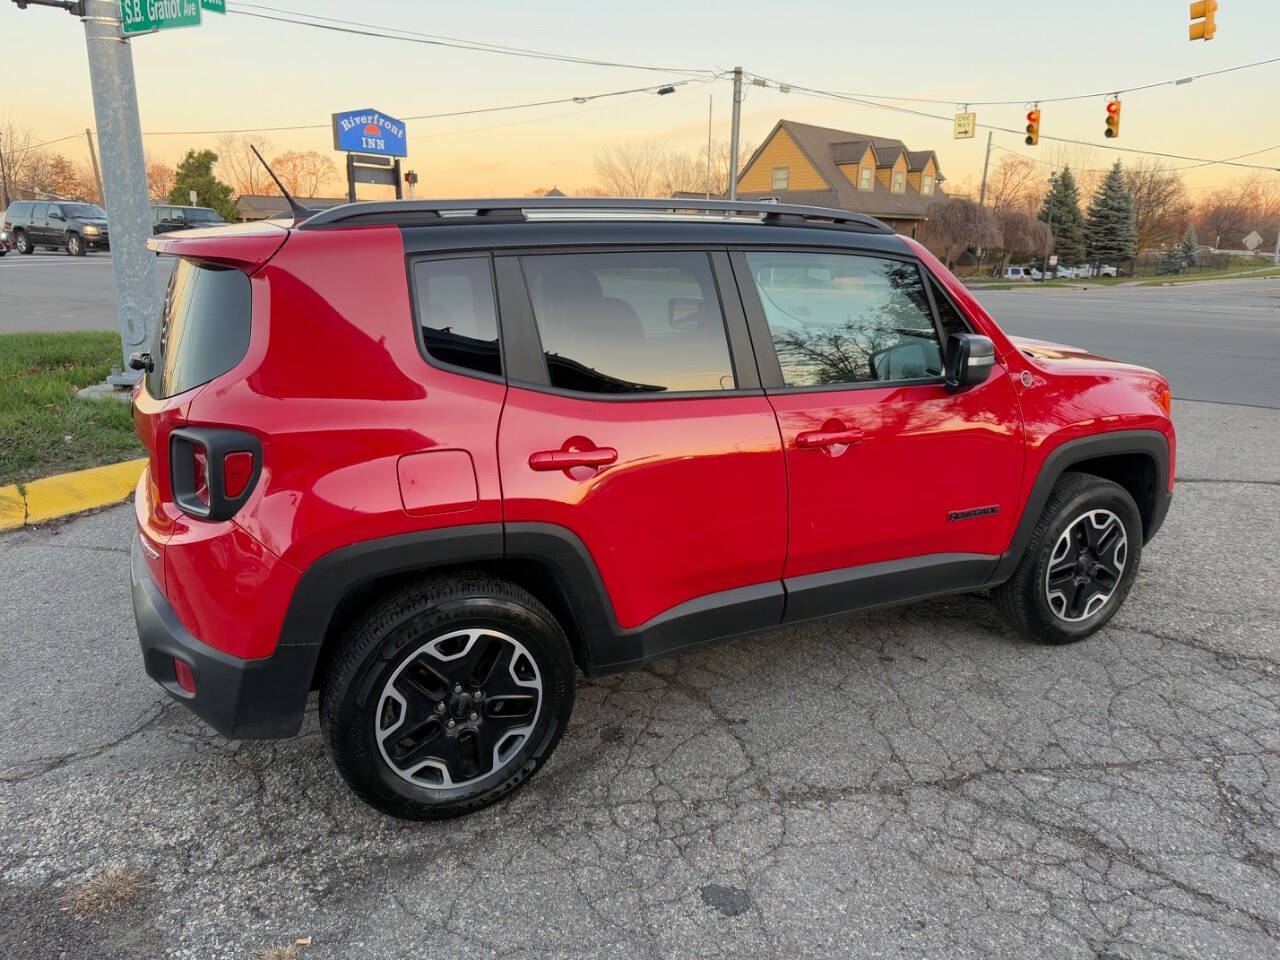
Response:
771,166,790,190
520,251,735,394
412,256,502,377
922,174,935,195
744,251,943,387
892,171,905,193
859,167,873,191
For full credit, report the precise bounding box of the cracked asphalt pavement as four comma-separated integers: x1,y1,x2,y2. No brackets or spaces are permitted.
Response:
2,398,1278,960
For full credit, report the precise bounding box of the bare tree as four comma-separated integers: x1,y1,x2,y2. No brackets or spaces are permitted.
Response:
995,210,1053,272
269,150,339,197
146,159,175,201
216,134,274,196
984,155,1040,215
918,198,1001,268
594,141,666,197
1124,159,1190,251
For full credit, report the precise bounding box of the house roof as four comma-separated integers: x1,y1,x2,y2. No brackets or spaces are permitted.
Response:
737,119,946,222
543,186,566,197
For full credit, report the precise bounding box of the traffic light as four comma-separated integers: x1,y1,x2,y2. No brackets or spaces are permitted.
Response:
1104,99,1122,138
1025,108,1041,146
1189,0,1217,41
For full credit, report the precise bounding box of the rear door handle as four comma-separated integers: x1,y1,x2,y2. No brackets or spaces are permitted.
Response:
796,428,864,449
528,447,618,471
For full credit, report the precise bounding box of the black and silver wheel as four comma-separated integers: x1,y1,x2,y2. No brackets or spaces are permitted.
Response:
14,229,31,254
992,472,1143,644
321,574,575,820
66,233,85,256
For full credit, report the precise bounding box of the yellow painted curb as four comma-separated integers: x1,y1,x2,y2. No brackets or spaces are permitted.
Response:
0,458,146,530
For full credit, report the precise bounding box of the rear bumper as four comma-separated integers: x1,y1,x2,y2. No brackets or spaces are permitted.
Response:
131,535,317,739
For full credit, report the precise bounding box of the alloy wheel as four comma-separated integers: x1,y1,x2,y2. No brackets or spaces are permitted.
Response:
375,628,542,789
1044,508,1127,622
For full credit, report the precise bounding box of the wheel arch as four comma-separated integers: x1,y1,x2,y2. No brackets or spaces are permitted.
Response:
993,429,1171,583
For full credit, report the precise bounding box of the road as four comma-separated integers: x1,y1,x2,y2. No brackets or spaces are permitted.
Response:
2,398,1279,960
4,250,1278,408
974,279,1280,408
0,248,172,334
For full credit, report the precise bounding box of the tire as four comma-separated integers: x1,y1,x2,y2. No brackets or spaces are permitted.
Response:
321,573,576,820
992,472,1142,644
14,230,31,254
66,233,85,256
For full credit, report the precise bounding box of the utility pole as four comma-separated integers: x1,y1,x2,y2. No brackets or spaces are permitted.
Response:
81,0,159,384
0,132,11,209
84,128,104,203
705,95,713,199
728,67,743,201
977,131,993,207
1273,227,1279,267
1043,172,1057,283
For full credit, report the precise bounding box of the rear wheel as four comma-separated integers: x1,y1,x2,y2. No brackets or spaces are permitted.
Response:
66,233,85,256
321,574,575,820
992,472,1142,644
14,230,31,254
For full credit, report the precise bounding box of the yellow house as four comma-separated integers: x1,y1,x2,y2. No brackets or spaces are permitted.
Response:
734,120,944,236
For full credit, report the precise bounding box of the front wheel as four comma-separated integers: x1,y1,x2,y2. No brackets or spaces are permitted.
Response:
66,233,85,256
321,574,576,820
992,472,1143,644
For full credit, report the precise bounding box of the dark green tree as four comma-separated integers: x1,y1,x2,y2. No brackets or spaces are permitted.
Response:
1178,224,1198,269
168,149,237,223
1084,161,1137,267
1037,166,1086,266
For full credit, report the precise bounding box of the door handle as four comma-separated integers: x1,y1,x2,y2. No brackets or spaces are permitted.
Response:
528,447,618,471
796,428,864,449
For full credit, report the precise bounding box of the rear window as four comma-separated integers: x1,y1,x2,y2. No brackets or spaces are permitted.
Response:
5,201,32,220
147,260,252,399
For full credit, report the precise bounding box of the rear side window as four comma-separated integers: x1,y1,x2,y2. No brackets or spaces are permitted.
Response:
147,260,252,399
412,257,501,377
744,251,943,388
520,251,735,394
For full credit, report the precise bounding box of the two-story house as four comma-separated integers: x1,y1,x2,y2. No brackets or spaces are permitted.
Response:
734,119,944,236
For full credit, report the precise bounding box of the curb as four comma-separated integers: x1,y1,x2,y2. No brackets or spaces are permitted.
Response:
0,458,147,531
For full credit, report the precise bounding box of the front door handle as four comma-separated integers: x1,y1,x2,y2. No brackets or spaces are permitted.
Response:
796,427,864,449
528,447,618,471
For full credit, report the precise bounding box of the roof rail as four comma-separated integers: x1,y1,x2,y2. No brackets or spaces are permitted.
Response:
295,196,893,234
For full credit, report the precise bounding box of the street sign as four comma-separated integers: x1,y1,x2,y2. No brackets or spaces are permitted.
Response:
1048,255,1059,267
1243,230,1263,251
953,112,976,139
200,0,225,11
120,0,202,35
331,109,408,158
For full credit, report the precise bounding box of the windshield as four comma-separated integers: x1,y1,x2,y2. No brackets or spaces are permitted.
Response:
62,203,106,219
187,208,224,222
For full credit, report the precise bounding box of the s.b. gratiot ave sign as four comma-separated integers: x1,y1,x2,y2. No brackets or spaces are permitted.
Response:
120,0,222,36
331,109,408,158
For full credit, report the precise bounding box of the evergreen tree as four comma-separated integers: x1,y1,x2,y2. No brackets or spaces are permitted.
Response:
1037,166,1086,266
1178,225,1198,269
1084,161,1137,267
169,149,237,223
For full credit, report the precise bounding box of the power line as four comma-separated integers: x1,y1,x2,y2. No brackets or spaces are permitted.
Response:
746,55,1280,108
227,3,715,76
26,133,82,151
138,77,704,137
992,142,1280,175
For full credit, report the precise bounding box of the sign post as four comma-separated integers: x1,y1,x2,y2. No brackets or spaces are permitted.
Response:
331,108,408,204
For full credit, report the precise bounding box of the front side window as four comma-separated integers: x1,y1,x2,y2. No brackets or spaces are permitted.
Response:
859,167,873,191
771,166,790,190
413,257,501,377
521,251,735,394
47,205,63,219
892,171,905,193
744,251,943,388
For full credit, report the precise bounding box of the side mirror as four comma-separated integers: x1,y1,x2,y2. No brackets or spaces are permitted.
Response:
49,211,64,221
945,333,996,393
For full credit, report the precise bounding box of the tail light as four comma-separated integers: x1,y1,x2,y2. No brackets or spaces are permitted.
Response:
170,428,263,520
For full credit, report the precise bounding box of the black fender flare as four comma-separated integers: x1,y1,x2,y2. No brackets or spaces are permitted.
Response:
991,428,1171,583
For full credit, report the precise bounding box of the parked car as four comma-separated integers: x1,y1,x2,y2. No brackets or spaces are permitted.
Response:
132,198,1175,820
1098,264,1119,277
2,199,108,255
999,265,1031,280
0,229,9,256
1054,265,1078,279
152,204,226,234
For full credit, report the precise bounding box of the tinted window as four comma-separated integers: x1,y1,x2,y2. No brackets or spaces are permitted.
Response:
521,251,734,394
30,203,48,221
929,277,970,338
62,203,105,218
46,205,62,219
5,202,32,219
147,260,252,399
413,257,501,377
745,251,943,387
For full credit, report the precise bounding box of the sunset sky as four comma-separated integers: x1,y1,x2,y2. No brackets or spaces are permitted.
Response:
2,0,1278,200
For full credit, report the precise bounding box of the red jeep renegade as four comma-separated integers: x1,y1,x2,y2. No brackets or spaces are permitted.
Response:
131,198,1174,819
